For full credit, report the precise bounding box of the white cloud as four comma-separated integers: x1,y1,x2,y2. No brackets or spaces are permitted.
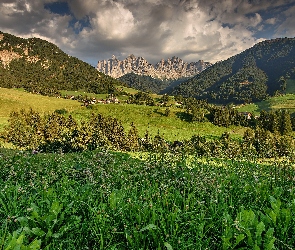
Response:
91,2,136,40
0,0,294,66
265,17,277,25
275,5,295,37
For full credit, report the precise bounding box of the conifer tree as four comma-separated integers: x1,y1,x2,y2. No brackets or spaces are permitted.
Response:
126,122,140,151
270,111,280,133
280,109,292,135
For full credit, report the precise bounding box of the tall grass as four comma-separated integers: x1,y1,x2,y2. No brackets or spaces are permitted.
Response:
1,148,294,249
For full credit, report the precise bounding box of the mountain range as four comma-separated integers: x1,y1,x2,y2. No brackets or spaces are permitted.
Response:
97,55,211,80
170,37,295,104
97,55,211,94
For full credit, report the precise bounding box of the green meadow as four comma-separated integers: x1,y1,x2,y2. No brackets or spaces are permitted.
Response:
0,88,245,141
1,87,295,249
1,149,295,249
237,79,295,115
237,93,295,115
72,103,245,141
1,86,295,142
0,88,83,131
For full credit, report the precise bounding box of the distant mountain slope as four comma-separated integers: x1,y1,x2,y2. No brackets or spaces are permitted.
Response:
118,73,169,93
118,72,190,94
171,37,295,104
97,54,211,80
0,31,121,95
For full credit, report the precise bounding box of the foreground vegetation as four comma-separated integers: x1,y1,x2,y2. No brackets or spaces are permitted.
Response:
1,148,295,249
1,88,295,249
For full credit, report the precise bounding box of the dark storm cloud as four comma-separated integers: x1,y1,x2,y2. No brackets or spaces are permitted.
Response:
0,0,294,65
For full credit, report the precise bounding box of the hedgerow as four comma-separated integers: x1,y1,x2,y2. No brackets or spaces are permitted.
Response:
1,109,295,159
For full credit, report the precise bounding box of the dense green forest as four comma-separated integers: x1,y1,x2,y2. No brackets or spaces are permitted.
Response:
171,37,295,104
118,73,169,93
118,72,189,94
0,31,122,96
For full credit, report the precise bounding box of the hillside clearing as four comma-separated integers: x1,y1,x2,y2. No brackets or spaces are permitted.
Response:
72,103,246,141
237,93,295,115
0,88,82,130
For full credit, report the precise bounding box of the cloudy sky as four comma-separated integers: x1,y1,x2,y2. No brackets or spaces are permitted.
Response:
1,0,295,66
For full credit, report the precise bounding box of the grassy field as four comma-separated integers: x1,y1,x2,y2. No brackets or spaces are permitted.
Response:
237,93,295,115
72,103,245,141
61,86,163,102
0,148,294,249
3,87,295,143
0,88,83,131
0,88,245,141
1,87,295,249
60,90,111,100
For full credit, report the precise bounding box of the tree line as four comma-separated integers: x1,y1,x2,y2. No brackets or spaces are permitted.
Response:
175,96,295,135
1,109,294,159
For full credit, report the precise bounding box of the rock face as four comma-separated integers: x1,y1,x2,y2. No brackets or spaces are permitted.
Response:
0,41,41,68
97,55,211,79
0,50,22,67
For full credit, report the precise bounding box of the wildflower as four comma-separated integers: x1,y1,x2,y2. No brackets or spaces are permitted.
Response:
32,149,39,154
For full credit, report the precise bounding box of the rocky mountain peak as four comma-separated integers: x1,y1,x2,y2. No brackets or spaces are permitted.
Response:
97,55,211,79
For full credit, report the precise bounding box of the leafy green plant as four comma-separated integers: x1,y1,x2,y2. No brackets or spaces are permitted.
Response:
1,230,41,250
222,208,275,249
1,148,295,248
16,200,81,248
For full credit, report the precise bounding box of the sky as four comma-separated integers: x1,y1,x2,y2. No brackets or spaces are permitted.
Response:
0,0,295,66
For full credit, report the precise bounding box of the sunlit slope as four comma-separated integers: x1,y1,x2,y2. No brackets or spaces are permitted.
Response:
72,103,246,141
0,88,82,130
237,93,295,115
0,88,247,141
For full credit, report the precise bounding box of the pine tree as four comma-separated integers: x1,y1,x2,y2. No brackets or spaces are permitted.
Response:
126,122,139,151
280,110,292,135
270,111,280,133
164,108,171,117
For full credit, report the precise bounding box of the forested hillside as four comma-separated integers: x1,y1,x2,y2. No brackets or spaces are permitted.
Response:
0,31,122,96
171,37,295,104
118,73,168,93
118,72,189,94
